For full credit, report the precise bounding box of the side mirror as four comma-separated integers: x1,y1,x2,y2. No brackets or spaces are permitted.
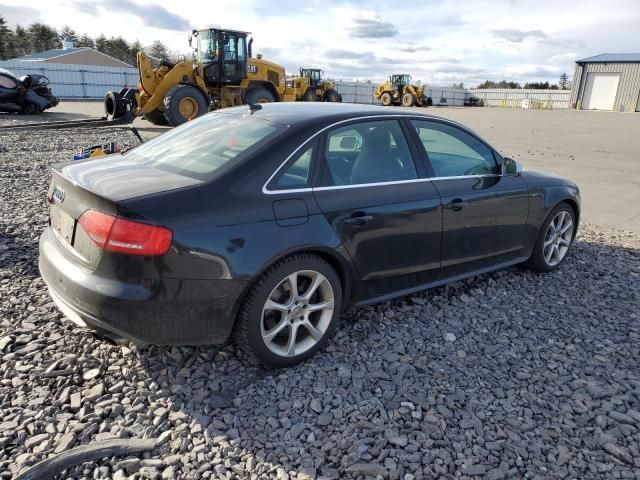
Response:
339,136,357,150
502,157,521,176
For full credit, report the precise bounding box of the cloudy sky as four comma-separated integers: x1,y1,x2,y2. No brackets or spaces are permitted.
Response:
2,0,640,86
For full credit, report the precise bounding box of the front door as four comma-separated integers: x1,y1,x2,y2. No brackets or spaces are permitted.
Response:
313,119,442,299
409,119,529,277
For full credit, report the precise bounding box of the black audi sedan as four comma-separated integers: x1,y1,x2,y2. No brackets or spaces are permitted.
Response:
39,103,580,367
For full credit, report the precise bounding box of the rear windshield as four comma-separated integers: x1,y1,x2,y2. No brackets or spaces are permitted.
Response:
124,112,285,180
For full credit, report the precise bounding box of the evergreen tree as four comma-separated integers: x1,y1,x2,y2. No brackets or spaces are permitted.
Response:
59,25,78,43
95,34,108,53
13,25,31,57
559,73,570,90
128,40,143,65
0,16,14,59
75,34,95,48
147,40,169,61
27,22,59,52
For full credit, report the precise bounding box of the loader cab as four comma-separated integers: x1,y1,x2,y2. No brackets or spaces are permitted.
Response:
390,74,411,86
300,68,322,87
195,28,249,85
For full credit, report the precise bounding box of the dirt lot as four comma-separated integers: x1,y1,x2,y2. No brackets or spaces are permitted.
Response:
0,105,639,479
21,101,640,233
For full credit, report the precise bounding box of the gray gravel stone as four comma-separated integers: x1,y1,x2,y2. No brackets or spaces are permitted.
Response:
0,123,639,479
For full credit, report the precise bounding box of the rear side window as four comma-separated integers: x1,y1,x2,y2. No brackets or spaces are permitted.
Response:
276,143,315,188
411,120,499,177
322,120,417,186
124,113,285,180
0,75,17,89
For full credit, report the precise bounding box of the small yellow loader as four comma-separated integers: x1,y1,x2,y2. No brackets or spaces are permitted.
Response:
105,27,300,126
287,68,342,102
373,74,431,107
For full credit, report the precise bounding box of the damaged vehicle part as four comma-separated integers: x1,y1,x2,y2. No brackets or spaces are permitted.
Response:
0,68,59,114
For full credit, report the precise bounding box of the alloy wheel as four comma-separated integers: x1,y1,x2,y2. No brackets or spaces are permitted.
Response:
260,270,335,357
543,210,574,266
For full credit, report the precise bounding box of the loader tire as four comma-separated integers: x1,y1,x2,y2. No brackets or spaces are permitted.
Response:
163,84,208,126
143,108,168,126
380,92,393,106
104,90,126,119
402,92,416,107
303,89,317,102
245,87,276,104
324,89,340,103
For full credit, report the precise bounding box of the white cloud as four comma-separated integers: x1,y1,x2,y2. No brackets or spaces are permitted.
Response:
1,0,638,86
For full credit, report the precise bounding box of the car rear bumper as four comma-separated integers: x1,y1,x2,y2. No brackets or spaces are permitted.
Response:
39,228,247,345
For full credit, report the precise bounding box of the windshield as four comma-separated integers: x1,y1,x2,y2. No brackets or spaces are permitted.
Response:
196,30,219,64
124,112,285,180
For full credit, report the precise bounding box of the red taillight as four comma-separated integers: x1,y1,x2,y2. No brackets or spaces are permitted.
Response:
78,210,172,256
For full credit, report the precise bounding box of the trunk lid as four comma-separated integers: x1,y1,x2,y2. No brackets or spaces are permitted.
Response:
47,157,200,269
57,155,203,202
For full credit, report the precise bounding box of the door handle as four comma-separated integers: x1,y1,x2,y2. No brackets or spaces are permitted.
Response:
343,213,374,225
446,199,468,211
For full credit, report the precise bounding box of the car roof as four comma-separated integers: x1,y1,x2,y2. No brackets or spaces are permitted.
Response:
218,102,444,126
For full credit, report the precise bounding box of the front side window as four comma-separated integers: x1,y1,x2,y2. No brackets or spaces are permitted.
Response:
124,113,284,180
323,120,417,186
411,120,499,177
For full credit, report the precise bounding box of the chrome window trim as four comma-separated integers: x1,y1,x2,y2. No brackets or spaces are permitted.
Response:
262,114,503,195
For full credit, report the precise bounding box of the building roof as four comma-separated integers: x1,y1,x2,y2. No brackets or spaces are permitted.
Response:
15,47,90,60
576,53,640,63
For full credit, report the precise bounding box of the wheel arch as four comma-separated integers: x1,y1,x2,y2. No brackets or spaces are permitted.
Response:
229,245,355,334
178,81,210,103
247,81,280,102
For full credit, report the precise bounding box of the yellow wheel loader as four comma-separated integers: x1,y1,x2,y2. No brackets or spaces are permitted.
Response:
104,27,298,126
373,74,432,107
287,68,342,102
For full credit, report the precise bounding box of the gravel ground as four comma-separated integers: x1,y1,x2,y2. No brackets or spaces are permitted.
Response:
1,124,639,479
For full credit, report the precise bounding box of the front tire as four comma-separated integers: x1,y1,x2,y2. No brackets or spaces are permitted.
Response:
163,84,208,126
525,203,576,272
236,254,342,368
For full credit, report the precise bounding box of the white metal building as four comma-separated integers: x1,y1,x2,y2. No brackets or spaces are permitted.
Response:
570,53,640,112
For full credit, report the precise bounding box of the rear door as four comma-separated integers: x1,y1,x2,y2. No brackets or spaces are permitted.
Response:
409,119,529,277
312,118,442,299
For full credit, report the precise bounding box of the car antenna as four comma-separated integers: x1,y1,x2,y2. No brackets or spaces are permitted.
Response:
248,103,262,114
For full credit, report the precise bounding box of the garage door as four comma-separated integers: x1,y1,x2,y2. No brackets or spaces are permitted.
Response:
582,73,620,110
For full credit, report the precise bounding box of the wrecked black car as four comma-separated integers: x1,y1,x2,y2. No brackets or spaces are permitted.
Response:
0,68,59,114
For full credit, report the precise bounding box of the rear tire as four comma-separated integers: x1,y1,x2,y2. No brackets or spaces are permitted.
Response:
380,92,393,106
525,202,576,273
402,92,415,107
163,84,208,126
143,108,168,126
22,103,38,115
324,89,340,102
236,254,342,368
245,87,276,105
